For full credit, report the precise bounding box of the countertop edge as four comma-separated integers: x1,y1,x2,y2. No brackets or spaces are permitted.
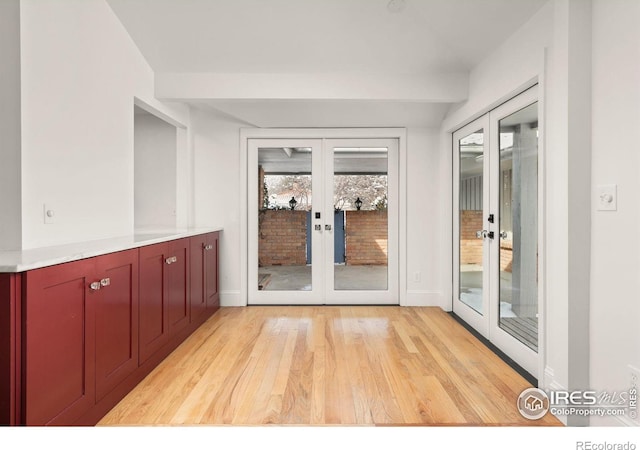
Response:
0,227,223,273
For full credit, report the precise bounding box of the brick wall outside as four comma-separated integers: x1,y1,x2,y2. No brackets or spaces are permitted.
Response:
460,210,483,265
500,240,513,273
259,210,307,266
345,211,388,265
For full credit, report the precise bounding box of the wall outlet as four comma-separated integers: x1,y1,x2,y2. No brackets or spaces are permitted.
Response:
43,204,55,224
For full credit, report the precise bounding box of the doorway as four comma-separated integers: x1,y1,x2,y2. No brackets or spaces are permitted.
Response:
248,138,399,305
453,86,540,377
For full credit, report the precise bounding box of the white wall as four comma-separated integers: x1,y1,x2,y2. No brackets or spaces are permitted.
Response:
19,0,189,249
405,127,448,307
134,111,178,231
191,107,246,305
589,0,640,426
0,0,22,251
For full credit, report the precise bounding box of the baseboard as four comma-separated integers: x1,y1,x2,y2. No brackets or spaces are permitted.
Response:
220,290,242,307
404,290,443,307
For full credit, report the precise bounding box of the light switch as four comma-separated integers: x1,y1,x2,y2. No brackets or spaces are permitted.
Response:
597,185,617,211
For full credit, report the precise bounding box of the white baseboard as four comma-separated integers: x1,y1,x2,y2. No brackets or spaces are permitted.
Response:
404,290,443,307
220,290,243,307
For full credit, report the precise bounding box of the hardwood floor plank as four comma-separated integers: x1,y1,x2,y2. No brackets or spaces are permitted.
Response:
98,306,563,427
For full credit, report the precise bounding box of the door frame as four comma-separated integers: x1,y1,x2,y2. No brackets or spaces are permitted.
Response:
451,85,543,378
240,128,408,306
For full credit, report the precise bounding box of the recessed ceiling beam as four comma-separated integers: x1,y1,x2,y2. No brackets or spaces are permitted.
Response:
155,72,468,103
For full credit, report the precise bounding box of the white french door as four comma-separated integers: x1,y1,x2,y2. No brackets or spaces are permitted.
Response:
248,138,399,305
453,86,540,377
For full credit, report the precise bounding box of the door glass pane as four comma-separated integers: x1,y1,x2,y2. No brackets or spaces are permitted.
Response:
257,147,312,291
459,130,484,314
498,102,538,352
333,147,388,290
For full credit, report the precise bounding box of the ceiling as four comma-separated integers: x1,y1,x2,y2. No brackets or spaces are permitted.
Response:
107,0,547,127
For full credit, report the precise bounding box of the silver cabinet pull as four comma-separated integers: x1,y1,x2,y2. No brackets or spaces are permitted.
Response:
165,256,177,265
325,224,332,231
476,230,487,239
500,231,509,239
89,281,101,291
204,244,213,251
100,277,111,287
314,224,322,231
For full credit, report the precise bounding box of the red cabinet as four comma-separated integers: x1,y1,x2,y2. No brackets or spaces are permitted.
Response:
23,249,139,425
139,239,190,365
94,250,138,402
167,239,190,335
190,232,220,322
0,231,220,426
23,258,97,426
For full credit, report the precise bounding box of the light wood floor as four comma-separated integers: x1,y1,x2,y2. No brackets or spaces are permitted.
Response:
98,306,562,426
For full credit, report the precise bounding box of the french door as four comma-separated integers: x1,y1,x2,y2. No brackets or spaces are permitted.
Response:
248,138,399,305
453,86,540,377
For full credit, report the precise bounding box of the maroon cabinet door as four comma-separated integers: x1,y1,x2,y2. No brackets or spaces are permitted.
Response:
167,239,189,336
94,249,139,401
204,233,220,311
24,259,97,426
138,242,170,364
189,235,207,321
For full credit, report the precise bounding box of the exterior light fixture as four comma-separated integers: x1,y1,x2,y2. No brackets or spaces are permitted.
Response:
289,197,297,210
355,197,363,210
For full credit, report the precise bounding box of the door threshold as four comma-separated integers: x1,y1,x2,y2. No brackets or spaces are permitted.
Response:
449,312,537,387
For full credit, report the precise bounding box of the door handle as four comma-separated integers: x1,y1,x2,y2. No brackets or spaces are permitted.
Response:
325,224,332,231
476,230,495,239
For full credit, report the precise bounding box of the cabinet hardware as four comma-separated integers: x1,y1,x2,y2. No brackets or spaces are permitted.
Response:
100,278,111,287
165,256,177,265
499,231,509,239
204,244,213,251
325,224,332,231
89,281,101,291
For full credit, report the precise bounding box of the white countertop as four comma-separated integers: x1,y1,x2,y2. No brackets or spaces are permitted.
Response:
0,227,223,273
